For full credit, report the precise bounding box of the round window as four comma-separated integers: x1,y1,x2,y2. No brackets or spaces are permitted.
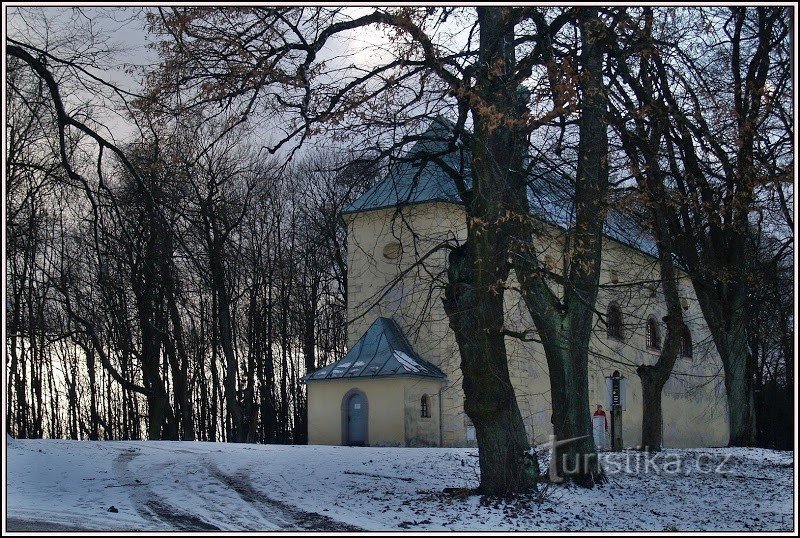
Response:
382,242,402,260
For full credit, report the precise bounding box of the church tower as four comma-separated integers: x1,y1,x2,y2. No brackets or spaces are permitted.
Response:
304,118,473,447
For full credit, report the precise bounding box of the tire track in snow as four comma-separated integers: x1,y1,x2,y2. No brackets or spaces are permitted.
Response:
206,462,363,532
112,447,220,531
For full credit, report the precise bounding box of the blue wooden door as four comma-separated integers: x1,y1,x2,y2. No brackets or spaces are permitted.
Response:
347,393,366,446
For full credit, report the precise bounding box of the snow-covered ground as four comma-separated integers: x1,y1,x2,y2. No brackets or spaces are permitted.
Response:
4,437,795,532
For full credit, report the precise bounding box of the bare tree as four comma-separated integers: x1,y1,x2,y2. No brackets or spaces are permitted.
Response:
620,7,790,446
6,7,371,446
605,8,686,451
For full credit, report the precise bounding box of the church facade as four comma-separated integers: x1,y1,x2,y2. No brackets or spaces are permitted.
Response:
304,120,729,450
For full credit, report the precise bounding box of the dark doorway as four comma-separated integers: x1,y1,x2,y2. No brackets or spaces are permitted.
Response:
345,392,367,446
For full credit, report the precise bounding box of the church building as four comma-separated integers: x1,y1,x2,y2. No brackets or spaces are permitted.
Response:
303,119,729,449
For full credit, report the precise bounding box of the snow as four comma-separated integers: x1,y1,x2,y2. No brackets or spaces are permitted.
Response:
393,350,425,373
4,440,795,532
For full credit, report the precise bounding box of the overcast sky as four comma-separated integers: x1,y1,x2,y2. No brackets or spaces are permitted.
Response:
5,6,430,156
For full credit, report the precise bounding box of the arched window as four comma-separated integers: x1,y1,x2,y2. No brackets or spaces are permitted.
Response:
607,302,623,340
421,395,430,418
646,316,661,350
681,325,693,358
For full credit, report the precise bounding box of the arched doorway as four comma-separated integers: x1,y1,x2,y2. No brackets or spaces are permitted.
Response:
342,389,368,446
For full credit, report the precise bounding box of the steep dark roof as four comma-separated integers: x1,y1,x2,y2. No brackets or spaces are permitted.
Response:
303,317,446,382
343,118,657,257
527,167,658,257
342,117,470,215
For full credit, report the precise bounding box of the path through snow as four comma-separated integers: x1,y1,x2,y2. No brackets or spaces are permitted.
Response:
4,439,795,532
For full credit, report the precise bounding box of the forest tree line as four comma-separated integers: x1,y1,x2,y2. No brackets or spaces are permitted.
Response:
6,67,376,441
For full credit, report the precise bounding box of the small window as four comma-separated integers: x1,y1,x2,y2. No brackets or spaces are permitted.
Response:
466,425,476,442
681,325,692,358
420,395,430,418
646,317,661,350
465,416,476,441
382,242,402,260
607,302,624,340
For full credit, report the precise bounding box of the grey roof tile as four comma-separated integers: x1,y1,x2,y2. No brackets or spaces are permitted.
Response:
303,317,446,382
342,118,470,215
343,118,658,258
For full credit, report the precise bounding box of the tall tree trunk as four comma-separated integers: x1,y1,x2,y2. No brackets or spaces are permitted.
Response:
440,7,541,495
47,352,62,439
210,240,246,443
163,293,195,441
136,288,174,440
262,242,277,444
104,367,114,440
637,242,683,452
694,284,757,446
636,228,684,451
7,289,25,438
157,225,195,441
210,292,221,442
243,289,259,444
721,315,757,447
302,279,318,375
518,8,609,485
66,349,79,439
611,56,686,452
539,335,599,480
86,346,100,441
444,244,539,495
27,260,44,438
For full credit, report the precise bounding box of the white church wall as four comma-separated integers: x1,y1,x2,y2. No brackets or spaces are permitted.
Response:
344,201,729,449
